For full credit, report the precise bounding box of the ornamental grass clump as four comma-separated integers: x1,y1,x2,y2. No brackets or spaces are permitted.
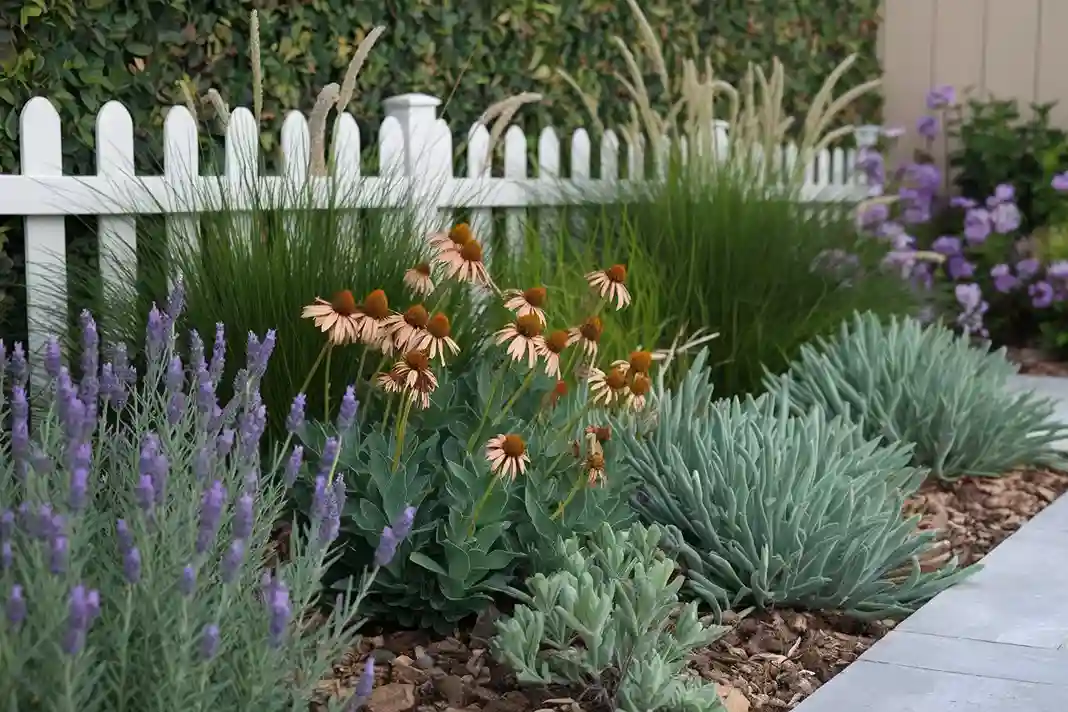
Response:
492,522,728,712
617,350,976,619
766,311,1068,480
285,221,711,632
0,284,413,711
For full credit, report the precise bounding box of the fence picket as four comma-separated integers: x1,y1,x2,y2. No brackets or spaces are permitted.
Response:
95,101,137,338
163,106,200,287
503,125,527,257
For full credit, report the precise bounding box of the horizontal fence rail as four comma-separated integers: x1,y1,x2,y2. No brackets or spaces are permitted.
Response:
0,91,877,384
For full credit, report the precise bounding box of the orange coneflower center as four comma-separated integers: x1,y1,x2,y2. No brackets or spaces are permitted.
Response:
362,289,390,320
630,373,651,396
516,313,544,338
501,434,526,458
449,223,473,246
606,264,627,283
460,240,484,263
404,350,430,372
605,367,627,391
579,317,603,342
427,313,451,339
586,452,606,470
586,425,611,442
330,290,358,316
629,350,653,373
523,286,547,307
413,262,431,277
545,330,570,354
404,304,430,328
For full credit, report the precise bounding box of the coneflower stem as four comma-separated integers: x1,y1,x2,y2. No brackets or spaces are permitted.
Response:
468,478,498,536
380,394,395,434
552,471,586,521
466,369,505,450
323,345,334,420
298,342,332,403
391,396,414,472
493,367,537,427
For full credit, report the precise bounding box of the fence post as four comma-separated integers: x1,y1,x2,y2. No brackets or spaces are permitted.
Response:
382,93,448,237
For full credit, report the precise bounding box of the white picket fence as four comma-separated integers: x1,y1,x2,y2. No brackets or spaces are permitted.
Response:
0,91,877,380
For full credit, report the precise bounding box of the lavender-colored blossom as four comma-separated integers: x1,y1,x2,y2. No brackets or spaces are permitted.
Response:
1030,281,1055,308
916,115,939,139
318,438,340,478
123,547,142,584
906,163,940,193
50,536,69,575
856,201,889,230
196,481,227,554
69,465,89,511
140,435,169,504
166,356,185,395
391,506,417,541
234,493,254,540
1016,258,1041,281
1053,172,1068,192
179,565,196,596
62,585,100,655
283,446,303,488
963,208,991,244
352,658,375,705
990,201,1021,234
100,363,121,406
44,336,62,379
135,475,156,515
222,540,245,583
216,429,236,459
32,505,61,540
5,585,25,629
242,468,259,494
926,84,956,110
146,305,167,363
194,446,214,482
950,196,977,209
196,371,217,416
116,519,134,554
993,184,1015,203
856,148,885,186
337,387,359,431
200,624,220,660
311,476,330,524
209,323,226,384
911,262,935,291
1,542,11,571
10,386,30,471
374,526,400,567
237,401,267,461
955,283,989,336
931,236,962,256
79,310,99,375
947,256,976,280
167,393,186,426
991,264,1019,293
166,279,186,323
266,581,291,648
286,393,307,434
8,343,27,387
189,329,207,373
247,329,276,379
0,510,13,539
1048,260,1068,280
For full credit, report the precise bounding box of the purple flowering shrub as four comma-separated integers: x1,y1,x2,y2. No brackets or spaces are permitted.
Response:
0,282,411,710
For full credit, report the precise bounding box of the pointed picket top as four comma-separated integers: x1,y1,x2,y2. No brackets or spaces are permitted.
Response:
20,97,62,174
538,126,560,179
600,130,619,180
379,115,405,177
280,110,310,184
332,112,362,176
467,124,491,178
571,129,591,179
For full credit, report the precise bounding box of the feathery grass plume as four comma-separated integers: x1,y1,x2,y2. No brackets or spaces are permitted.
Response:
308,83,340,177
250,10,262,125
474,93,544,178
205,89,231,131
176,78,198,120
337,26,386,112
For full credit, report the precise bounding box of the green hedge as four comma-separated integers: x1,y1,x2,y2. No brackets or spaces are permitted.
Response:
0,0,882,335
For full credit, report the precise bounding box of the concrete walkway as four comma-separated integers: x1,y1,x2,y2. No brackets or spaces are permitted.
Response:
794,375,1068,712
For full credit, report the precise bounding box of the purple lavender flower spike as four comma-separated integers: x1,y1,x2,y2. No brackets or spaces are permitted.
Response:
234,493,254,540
189,329,207,373
135,475,156,515
123,547,142,584
9,343,27,387
855,148,885,186
286,394,307,434
5,585,26,629
311,476,330,525
10,386,30,473
947,256,975,280
179,565,196,597
238,402,267,461
931,236,961,256
100,363,119,406
337,387,359,432
166,356,184,395
196,481,227,554
166,278,186,323
1016,258,1041,281
63,584,100,655
283,446,303,488
146,305,166,363
44,336,62,379
50,536,69,575
332,476,348,519
1030,281,1055,308
200,624,220,660
317,490,340,549
116,519,134,554
167,393,186,426
991,201,1021,234
916,115,938,140
196,371,217,417
926,84,956,110
248,329,275,379
210,323,226,384
356,658,374,701
993,183,1015,203
1053,172,1068,192
140,435,168,504
318,438,340,478
221,539,245,583
0,510,13,539
216,429,236,459
391,506,417,541
1,542,11,571
374,526,399,567
266,581,291,648
991,264,1018,293
69,465,89,511
79,310,99,377
194,445,214,482
955,283,990,336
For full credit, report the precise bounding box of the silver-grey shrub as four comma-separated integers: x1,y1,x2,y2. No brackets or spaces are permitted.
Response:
0,283,406,711
492,522,728,712
616,350,975,619
765,312,1068,480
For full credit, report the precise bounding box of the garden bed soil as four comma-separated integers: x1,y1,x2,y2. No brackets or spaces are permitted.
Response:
1007,346,1068,377
313,468,1068,712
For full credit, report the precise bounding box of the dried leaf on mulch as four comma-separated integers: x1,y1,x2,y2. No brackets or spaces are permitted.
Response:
312,468,1068,712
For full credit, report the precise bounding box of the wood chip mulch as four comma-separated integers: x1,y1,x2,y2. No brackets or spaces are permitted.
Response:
1007,346,1068,377
313,468,1068,712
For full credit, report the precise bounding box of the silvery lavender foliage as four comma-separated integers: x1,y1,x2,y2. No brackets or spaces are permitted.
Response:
765,312,1068,480
0,282,412,711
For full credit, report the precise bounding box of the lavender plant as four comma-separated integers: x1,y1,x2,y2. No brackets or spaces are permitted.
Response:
0,283,412,711
492,522,728,712
767,312,1068,479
